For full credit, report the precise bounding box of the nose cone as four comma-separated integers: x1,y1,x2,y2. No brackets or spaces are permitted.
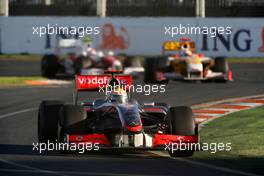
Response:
125,123,142,133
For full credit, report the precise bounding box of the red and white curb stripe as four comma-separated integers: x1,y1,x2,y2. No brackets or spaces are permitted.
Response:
150,95,264,176
192,95,264,126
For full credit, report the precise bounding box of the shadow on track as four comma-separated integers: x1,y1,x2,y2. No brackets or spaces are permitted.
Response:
0,144,167,159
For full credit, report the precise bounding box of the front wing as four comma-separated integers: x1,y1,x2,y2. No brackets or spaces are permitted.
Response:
156,70,232,81
67,133,198,150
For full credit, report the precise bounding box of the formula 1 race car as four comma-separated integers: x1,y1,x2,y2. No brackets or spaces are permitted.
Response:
144,38,233,83
38,71,198,157
79,53,144,77
41,36,143,78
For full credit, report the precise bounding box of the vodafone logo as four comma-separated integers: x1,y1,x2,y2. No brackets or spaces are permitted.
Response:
78,76,129,85
119,79,128,85
75,75,132,90
78,77,108,85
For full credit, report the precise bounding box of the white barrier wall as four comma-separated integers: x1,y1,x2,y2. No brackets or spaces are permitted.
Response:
0,17,264,57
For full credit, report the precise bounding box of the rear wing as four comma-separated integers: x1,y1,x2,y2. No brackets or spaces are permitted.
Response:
58,38,78,48
73,74,133,104
162,41,196,54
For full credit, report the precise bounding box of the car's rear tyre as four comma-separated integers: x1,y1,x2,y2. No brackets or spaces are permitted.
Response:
41,54,60,78
169,106,195,157
59,105,87,153
59,105,87,141
38,100,64,143
213,57,229,83
144,57,168,84
73,56,83,75
124,56,142,67
60,105,87,129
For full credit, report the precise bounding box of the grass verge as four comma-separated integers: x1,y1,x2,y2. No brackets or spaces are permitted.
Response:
0,76,47,87
227,57,264,63
0,54,42,61
192,107,264,175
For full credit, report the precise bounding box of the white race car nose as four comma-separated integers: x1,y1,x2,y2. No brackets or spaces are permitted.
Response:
187,63,203,73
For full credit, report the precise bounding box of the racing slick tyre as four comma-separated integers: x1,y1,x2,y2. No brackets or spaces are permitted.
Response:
213,57,229,83
124,56,142,67
41,54,60,78
59,105,87,153
59,105,87,134
144,57,168,84
169,106,195,157
38,100,64,143
73,56,83,75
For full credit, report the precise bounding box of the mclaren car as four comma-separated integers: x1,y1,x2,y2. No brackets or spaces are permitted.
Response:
38,71,198,157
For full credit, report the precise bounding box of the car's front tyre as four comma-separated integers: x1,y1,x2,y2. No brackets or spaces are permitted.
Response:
38,100,64,143
41,54,60,78
169,106,195,157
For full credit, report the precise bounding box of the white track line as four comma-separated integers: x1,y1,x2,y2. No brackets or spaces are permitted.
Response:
0,169,161,176
0,95,263,176
192,94,264,109
173,158,262,176
149,151,261,176
0,158,68,176
0,108,37,120
203,108,237,111
224,102,263,107
194,113,220,116
194,118,207,123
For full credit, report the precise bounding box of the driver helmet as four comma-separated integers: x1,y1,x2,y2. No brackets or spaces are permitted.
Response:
180,43,192,57
107,87,128,104
108,51,114,56
112,60,122,71
97,51,104,58
87,48,97,56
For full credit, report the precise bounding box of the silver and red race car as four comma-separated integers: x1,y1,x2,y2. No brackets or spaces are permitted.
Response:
38,71,198,157
41,36,143,78
144,38,233,83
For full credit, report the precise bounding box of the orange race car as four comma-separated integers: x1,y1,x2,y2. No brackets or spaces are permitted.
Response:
144,38,233,83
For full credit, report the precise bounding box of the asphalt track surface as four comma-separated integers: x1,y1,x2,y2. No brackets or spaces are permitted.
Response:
0,62,264,176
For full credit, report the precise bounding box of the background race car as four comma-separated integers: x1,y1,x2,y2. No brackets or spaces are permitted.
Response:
144,38,233,83
41,36,144,78
38,72,198,157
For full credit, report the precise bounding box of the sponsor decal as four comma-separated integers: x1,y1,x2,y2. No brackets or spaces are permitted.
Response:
258,27,264,52
201,29,252,52
76,75,132,90
100,23,130,50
